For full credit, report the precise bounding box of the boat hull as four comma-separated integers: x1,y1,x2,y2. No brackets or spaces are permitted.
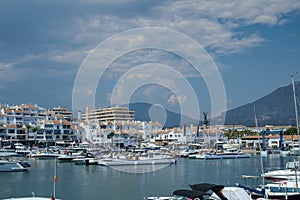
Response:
198,153,251,160
99,158,176,166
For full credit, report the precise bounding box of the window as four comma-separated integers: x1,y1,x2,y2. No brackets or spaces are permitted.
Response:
45,124,53,128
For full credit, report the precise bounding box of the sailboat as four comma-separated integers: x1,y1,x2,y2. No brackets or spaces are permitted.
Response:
3,160,61,200
289,74,300,156
238,77,300,199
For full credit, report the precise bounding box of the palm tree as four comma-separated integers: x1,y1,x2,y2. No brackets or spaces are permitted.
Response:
32,127,38,145
25,124,32,143
108,131,115,147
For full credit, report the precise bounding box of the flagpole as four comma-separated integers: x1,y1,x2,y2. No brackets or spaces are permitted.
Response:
53,159,57,199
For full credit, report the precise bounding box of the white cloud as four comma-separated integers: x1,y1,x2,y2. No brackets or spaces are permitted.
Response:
0,62,12,70
1,0,300,110
253,15,278,26
167,94,187,105
64,0,300,60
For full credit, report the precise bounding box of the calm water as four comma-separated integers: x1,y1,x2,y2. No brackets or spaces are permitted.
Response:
0,155,297,200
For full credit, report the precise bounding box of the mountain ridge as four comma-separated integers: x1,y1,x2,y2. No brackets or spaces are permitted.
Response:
129,81,300,127
223,81,300,126
128,102,198,128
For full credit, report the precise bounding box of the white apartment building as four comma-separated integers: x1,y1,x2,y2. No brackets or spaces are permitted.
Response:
0,104,81,143
80,120,163,146
151,124,196,144
82,106,135,122
51,106,73,121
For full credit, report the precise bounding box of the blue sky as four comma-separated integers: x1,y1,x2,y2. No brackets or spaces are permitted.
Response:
0,0,300,121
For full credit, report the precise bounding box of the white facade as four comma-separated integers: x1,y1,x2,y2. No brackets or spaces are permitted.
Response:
0,104,81,143
151,124,196,144
80,120,163,146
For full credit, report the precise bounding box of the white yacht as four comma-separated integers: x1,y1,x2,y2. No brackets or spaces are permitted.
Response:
0,156,30,172
98,151,176,166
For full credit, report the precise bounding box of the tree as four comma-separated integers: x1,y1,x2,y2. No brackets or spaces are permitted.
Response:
32,127,38,145
284,127,298,135
25,124,32,142
107,131,115,147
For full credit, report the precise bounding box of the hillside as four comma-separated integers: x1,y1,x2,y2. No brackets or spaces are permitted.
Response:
224,81,300,126
129,82,300,127
129,102,198,128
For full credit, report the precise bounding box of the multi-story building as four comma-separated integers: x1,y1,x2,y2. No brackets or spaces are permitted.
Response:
0,104,45,125
79,120,163,146
51,106,73,121
35,120,75,141
82,106,135,122
0,104,82,143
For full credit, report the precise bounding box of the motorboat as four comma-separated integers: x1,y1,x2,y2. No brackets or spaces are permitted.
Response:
97,150,174,166
14,143,31,156
0,149,18,157
195,148,251,160
0,156,31,172
98,151,176,166
145,183,260,200
238,161,300,199
237,180,300,200
98,156,176,166
57,154,77,162
57,152,83,162
31,153,63,159
72,153,98,165
262,161,300,181
28,149,64,159
3,161,60,200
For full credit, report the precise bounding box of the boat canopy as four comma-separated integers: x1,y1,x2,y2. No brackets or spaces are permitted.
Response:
173,189,207,199
189,183,224,193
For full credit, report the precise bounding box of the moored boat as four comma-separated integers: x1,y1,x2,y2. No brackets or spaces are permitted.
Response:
262,161,300,181
237,180,300,200
98,156,176,166
145,183,259,200
71,152,98,165
0,156,31,172
196,149,251,160
3,160,60,200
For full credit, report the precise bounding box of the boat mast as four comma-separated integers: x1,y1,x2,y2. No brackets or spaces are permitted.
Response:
254,106,265,191
291,74,300,148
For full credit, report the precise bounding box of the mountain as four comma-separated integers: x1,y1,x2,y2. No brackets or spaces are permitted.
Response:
128,82,300,127
223,81,300,126
128,102,198,128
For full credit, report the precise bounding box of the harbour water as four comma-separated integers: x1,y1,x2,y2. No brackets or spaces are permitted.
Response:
0,155,298,200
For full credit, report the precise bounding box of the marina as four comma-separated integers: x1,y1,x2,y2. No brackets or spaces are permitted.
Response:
0,154,298,199
1,0,300,199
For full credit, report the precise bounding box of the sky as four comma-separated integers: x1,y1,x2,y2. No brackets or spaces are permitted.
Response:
0,0,300,123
